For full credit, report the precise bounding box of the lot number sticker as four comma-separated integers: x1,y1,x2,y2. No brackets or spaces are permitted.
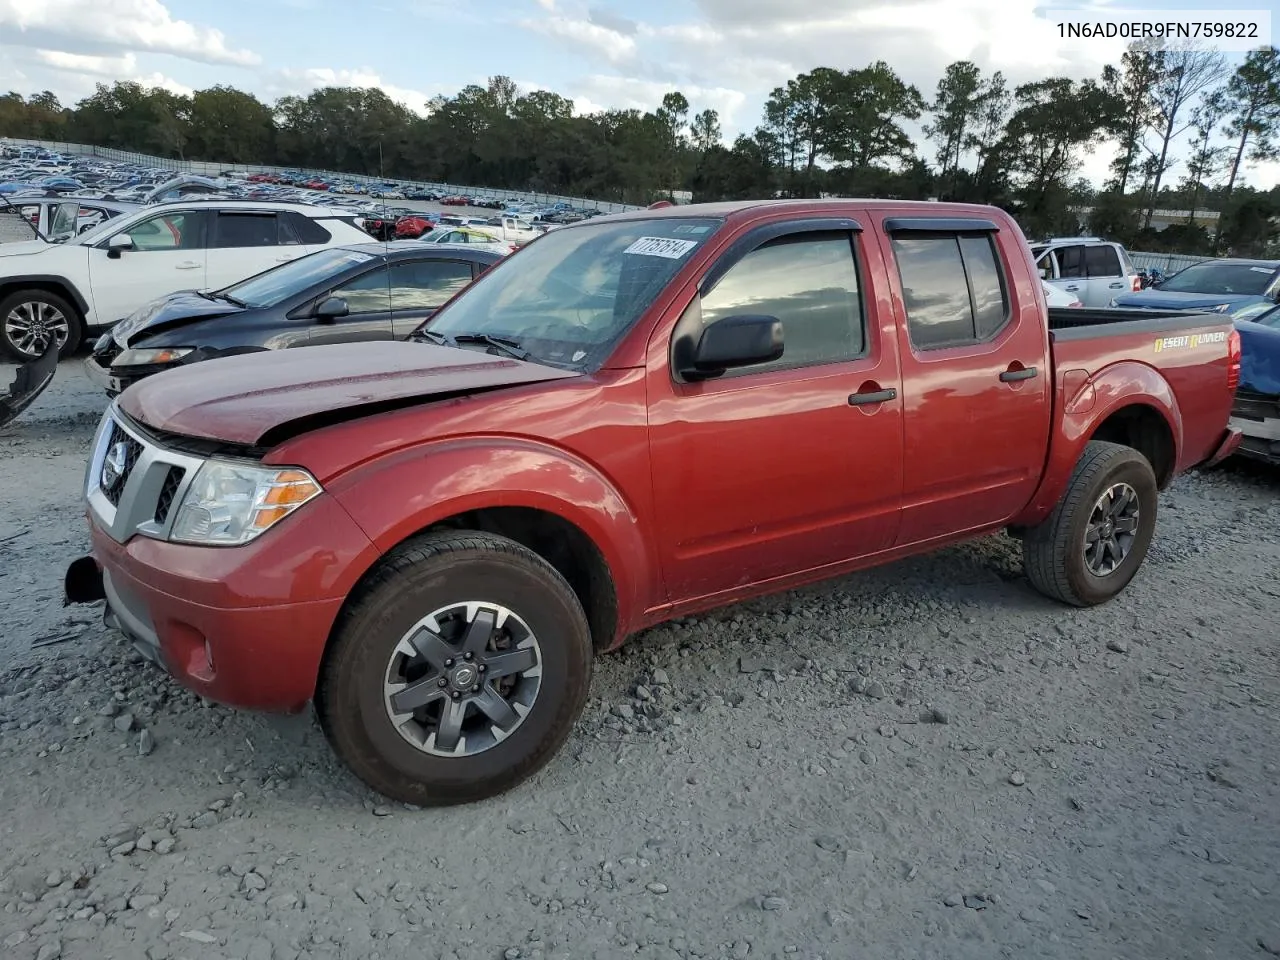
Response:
624,236,699,259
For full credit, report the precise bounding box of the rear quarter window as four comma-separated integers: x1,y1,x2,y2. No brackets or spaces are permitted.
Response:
288,213,333,244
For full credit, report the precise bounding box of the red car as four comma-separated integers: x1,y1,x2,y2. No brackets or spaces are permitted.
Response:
395,214,435,238
66,199,1241,805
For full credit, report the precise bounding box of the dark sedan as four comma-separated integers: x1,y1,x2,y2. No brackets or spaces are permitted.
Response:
86,241,502,395
1110,257,1280,316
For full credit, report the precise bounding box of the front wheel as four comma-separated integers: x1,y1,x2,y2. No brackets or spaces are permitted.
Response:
0,289,84,361
1022,440,1158,606
317,531,593,805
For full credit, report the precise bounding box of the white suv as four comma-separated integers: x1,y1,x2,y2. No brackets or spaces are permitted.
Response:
1029,237,1141,309
0,200,371,360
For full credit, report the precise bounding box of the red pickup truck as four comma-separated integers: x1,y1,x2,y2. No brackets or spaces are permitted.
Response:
65,200,1242,805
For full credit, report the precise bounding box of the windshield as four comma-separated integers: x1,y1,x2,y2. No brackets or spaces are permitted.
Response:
423,216,723,370
225,247,379,308
1158,261,1278,296
74,212,134,246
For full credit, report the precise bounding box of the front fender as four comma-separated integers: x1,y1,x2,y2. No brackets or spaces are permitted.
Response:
1013,361,1183,527
320,436,658,640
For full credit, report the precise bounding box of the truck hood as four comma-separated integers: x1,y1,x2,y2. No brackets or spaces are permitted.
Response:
1112,290,1258,312
116,340,582,446
112,291,239,347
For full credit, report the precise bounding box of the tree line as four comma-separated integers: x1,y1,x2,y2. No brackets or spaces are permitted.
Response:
1,45,1278,255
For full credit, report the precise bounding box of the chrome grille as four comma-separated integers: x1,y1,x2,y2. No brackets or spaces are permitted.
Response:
153,466,185,524
99,421,144,507
85,406,207,544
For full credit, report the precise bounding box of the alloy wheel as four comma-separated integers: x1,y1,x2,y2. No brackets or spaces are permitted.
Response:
383,601,543,757
4,300,70,357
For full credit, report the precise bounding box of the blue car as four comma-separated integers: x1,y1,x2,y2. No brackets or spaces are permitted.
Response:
1111,257,1280,317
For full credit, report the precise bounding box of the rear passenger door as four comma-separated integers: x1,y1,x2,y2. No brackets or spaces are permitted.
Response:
205,211,299,290
1082,244,1128,306
388,258,477,338
1045,243,1086,303
881,218,1051,547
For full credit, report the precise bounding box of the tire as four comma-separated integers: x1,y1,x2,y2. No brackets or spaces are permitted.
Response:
1022,440,1158,607
0,288,84,361
317,530,593,805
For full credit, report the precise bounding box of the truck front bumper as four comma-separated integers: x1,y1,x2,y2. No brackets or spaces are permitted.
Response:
66,499,374,713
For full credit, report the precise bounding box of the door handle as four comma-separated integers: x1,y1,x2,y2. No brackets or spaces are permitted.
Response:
176,261,200,270
1000,366,1038,382
848,387,897,405
1064,285,1079,291
1108,281,1124,288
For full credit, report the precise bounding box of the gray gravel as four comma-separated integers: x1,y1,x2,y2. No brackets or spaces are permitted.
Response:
2,358,1279,960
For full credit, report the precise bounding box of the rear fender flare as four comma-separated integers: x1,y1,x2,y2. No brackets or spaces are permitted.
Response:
1014,361,1183,527
319,436,658,640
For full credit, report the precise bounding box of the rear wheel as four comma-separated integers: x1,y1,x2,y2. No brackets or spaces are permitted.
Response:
317,531,593,805
1022,440,1158,606
0,289,83,361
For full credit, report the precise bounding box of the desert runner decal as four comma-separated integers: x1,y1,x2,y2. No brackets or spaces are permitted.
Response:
1154,330,1228,352
624,236,699,259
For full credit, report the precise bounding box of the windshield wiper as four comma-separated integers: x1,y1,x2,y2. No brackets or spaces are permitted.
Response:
196,290,247,308
412,328,455,346
450,333,532,361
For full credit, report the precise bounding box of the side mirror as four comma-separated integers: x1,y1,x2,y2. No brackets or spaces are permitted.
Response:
106,234,134,259
314,296,349,321
679,314,783,381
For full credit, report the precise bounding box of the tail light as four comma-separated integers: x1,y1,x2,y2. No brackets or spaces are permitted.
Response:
1226,327,1241,393
1131,275,1142,292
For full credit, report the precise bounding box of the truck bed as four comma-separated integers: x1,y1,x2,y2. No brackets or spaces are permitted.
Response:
1047,306,1211,332
1047,307,1237,474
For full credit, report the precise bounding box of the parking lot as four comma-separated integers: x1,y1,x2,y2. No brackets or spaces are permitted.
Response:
1,356,1278,960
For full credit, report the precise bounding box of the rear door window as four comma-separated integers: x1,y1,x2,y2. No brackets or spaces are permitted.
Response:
1085,245,1122,278
213,212,280,248
891,233,1011,350
389,259,474,310
1055,245,1086,279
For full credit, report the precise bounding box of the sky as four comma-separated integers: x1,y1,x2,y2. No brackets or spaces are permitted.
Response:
0,0,1276,191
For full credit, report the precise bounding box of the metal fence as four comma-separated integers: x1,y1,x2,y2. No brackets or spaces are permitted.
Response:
1128,250,1214,273
1,137,644,214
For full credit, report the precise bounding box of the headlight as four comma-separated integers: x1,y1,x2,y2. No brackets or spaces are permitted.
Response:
169,461,322,546
114,347,193,366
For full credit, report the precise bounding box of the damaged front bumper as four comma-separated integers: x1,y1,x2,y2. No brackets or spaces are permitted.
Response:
0,344,57,428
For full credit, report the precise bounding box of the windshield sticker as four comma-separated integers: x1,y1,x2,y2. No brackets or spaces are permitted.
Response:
1250,266,1274,273
342,251,376,262
1154,330,1227,352
671,224,712,235
624,236,700,259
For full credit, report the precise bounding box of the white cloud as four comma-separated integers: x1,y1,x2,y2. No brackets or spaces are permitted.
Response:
0,0,260,66
522,14,640,65
31,49,140,78
275,67,448,116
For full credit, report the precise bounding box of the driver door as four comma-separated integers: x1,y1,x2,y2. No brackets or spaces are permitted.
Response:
308,264,395,345
87,210,208,326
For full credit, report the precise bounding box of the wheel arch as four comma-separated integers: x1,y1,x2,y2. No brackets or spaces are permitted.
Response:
307,437,661,660
1013,362,1182,527
0,275,90,318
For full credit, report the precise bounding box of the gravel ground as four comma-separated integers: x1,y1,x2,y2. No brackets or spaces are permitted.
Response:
2,358,1278,960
